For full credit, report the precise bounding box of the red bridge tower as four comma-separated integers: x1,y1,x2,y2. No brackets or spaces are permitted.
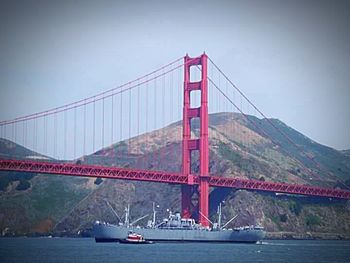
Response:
181,53,210,227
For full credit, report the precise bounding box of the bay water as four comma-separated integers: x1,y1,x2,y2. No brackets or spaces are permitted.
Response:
1,238,349,263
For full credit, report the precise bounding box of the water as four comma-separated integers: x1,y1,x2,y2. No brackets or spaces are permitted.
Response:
1,238,350,263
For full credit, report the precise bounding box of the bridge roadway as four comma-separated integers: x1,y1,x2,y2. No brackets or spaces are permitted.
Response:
0,159,349,199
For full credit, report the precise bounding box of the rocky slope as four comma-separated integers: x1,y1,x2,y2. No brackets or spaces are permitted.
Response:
0,113,350,238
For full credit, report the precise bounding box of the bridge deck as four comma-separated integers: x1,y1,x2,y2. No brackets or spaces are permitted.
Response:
0,159,349,199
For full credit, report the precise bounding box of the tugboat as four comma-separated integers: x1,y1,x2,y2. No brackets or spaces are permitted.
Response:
119,231,153,244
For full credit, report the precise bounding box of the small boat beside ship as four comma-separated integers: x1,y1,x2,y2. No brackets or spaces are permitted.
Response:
93,202,265,243
119,231,153,244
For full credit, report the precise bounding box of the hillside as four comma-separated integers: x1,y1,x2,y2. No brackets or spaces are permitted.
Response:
0,113,350,238
0,138,52,191
245,117,350,181
0,138,97,236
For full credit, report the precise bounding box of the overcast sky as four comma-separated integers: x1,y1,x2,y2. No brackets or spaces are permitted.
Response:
0,0,349,150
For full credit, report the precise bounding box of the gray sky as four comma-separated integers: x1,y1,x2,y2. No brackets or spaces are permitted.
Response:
0,0,349,150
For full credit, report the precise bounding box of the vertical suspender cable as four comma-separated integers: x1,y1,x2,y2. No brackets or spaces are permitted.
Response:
128,83,131,158
145,76,149,169
231,77,235,143
218,68,221,113
33,116,35,152
64,109,67,159
14,122,17,144
111,94,114,146
93,97,96,153
25,120,28,150
154,77,157,169
161,69,165,169
54,112,57,159
120,87,123,141
22,120,25,148
34,114,37,153
102,98,105,149
119,86,123,163
11,123,14,143
178,63,181,172
83,100,86,156
170,66,174,166
74,106,77,159
44,114,47,156
137,81,140,168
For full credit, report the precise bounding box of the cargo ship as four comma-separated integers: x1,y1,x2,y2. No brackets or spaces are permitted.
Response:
93,203,265,243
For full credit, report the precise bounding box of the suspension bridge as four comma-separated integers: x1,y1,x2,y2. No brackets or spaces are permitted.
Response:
0,53,349,227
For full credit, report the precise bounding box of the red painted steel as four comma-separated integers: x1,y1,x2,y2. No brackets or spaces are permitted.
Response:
0,159,188,184
0,159,349,199
207,176,350,199
199,54,209,227
181,54,193,219
181,53,210,227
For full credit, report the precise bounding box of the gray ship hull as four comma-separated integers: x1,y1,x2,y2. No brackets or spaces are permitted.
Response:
93,223,265,243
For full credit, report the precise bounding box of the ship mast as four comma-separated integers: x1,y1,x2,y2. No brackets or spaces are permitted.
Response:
124,204,130,227
218,202,222,230
151,202,160,227
152,202,156,227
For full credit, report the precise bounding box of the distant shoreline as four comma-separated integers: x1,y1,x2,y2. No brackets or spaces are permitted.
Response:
265,232,350,240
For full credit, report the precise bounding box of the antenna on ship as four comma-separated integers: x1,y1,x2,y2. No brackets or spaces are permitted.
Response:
152,202,160,227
